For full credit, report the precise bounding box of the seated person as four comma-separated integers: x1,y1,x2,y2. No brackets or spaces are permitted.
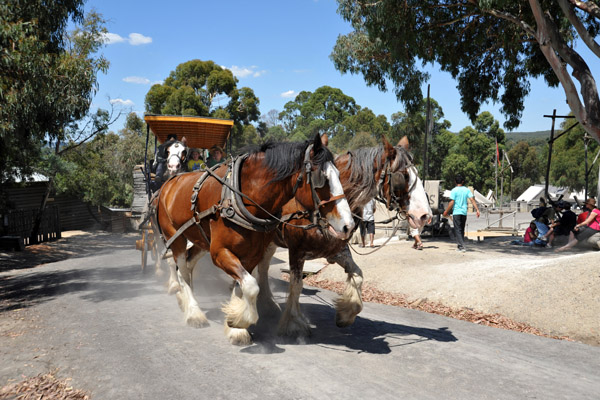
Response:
206,145,225,168
545,201,576,247
533,197,554,244
577,197,596,224
187,148,205,171
511,221,538,246
152,134,178,191
556,200,600,252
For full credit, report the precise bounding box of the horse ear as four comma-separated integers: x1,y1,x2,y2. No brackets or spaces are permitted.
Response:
397,136,410,150
181,136,188,146
382,135,396,159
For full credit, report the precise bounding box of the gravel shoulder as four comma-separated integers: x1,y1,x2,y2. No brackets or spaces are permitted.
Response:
310,234,600,346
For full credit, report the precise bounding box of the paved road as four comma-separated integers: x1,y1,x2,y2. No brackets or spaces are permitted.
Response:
1,242,599,399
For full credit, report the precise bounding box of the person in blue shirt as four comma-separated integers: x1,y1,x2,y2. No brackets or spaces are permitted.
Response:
442,175,480,252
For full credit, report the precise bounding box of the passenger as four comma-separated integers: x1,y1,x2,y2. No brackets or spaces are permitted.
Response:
544,201,576,248
187,148,205,172
206,145,225,168
556,200,600,252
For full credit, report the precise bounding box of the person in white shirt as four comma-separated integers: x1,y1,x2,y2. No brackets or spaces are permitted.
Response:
360,199,376,247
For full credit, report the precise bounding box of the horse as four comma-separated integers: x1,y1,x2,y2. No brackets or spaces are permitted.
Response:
162,140,188,178
155,134,355,345
138,139,189,274
255,136,433,337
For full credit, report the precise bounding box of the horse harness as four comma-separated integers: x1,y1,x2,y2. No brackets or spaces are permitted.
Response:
161,144,343,253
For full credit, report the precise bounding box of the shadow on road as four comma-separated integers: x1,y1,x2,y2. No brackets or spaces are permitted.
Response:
243,285,457,355
0,231,138,273
0,263,163,312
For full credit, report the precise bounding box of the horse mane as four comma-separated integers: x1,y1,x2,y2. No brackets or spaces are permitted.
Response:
337,144,413,210
338,146,385,209
239,140,334,182
392,145,413,172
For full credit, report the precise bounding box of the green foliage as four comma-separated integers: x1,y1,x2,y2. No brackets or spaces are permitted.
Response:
506,141,543,198
54,113,149,207
279,86,358,141
549,119,599,193
347,131,377,150
331,0,600,132
1,3,109,185
144,59,259,127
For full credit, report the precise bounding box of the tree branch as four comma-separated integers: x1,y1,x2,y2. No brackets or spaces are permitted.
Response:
559,0,600,58
569,0,600,19
528,0,600,141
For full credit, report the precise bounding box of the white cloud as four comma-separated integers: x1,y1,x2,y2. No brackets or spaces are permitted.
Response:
123,76,150,85
223,65,266,78
110,98,134,107
102,32,152,46
101,32,125,44
128,33,152,45
281,90,297,99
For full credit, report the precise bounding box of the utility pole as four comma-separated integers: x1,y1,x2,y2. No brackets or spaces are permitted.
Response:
423,84,431,181
543,110,577,201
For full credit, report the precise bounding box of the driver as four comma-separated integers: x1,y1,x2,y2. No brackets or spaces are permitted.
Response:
152,133,178,191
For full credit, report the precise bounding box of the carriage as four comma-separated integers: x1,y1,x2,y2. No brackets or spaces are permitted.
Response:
132,114,234,270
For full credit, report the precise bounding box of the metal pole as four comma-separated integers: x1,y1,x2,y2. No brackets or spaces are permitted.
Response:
544,109,557,200
584,134,590,200
423,84,430,181
495,138,498,207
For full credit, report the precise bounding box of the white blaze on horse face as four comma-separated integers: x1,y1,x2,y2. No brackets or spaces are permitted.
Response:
323,161,355,239
167,143,185,173
406,167,433,229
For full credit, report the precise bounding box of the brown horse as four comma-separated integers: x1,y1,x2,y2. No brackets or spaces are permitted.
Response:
156,134,354,345
255,137,433,337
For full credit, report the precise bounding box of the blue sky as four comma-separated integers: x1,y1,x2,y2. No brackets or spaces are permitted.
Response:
84,0,592,134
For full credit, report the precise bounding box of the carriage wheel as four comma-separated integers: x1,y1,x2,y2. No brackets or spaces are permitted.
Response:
140,229,148,272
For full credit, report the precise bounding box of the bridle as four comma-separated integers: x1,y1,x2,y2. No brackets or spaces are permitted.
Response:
376,154,416,215
291,143,346,228
166,142,187,171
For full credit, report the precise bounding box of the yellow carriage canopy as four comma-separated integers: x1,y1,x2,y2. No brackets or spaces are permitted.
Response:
144,114,233,150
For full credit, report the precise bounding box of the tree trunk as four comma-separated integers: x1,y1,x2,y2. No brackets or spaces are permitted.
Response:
30,177,54,244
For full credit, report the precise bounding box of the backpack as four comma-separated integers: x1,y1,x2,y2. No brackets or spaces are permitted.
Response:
531,206,547,220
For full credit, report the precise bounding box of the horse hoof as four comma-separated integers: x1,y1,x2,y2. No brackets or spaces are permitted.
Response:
186,313,209,328
225,325,252,346
335,313,356,328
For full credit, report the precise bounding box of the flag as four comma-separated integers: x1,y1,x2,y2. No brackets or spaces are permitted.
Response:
496,141,501,166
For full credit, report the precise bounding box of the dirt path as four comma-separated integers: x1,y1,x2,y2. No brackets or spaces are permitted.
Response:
2,230,599,346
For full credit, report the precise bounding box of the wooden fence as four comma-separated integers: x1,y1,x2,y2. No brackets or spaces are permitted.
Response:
2,206,61,248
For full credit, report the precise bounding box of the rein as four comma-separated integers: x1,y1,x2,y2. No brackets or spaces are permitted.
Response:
160,145,344,252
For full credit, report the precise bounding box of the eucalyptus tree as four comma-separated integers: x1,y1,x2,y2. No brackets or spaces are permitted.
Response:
279,86,359,141
1,2,109,187
331,0,600,143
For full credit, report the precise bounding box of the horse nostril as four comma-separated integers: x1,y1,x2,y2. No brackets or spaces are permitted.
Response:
343,225,349,234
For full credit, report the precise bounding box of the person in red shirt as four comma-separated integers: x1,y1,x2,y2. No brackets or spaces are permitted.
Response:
576,198,596,224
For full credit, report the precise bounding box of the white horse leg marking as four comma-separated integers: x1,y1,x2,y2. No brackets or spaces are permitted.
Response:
222,271,259,346
167,258,180,295
277,258,311,337
174,249,208,328
328,245,363,327
255,242,281,318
